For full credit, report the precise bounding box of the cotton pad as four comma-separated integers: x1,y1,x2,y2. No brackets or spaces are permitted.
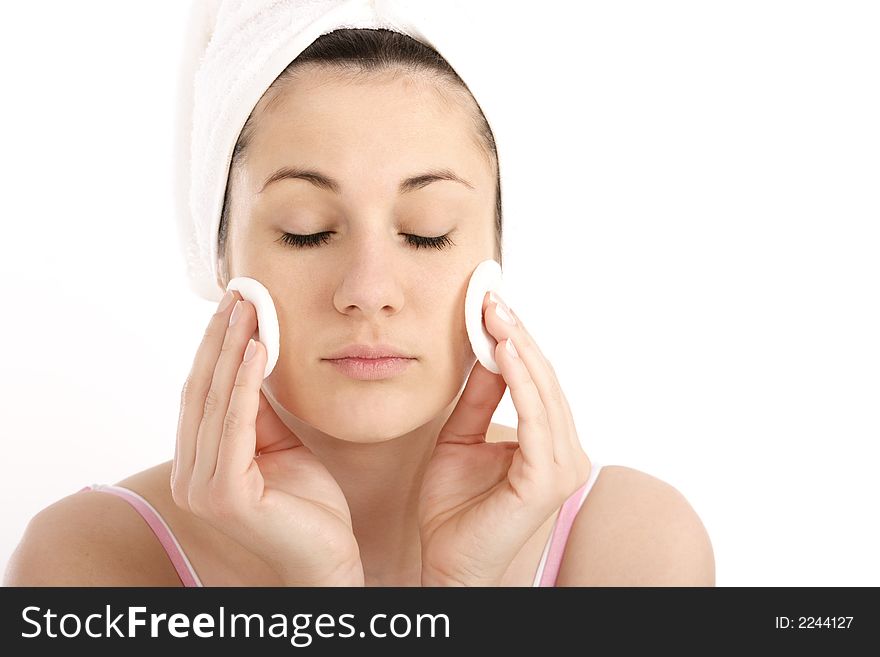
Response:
465,259,505,374
225,277,280,380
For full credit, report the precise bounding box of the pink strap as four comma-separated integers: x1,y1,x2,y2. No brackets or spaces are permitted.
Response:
78,484,202,587
534,463,604,587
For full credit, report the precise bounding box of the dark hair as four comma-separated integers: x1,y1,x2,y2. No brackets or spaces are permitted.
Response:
217,28,502,285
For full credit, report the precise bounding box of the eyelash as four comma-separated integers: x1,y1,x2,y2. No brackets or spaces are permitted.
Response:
278,231,455,250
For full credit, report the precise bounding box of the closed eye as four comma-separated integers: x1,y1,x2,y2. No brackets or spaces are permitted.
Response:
278,231,455,250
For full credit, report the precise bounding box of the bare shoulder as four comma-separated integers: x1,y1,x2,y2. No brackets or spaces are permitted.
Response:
3,483,182,586
556,465,715,586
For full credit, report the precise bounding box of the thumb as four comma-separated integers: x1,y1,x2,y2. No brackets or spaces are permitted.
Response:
252,352,304,454
437,359,507,446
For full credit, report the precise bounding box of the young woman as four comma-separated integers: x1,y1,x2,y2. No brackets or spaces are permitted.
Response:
5,24,713,588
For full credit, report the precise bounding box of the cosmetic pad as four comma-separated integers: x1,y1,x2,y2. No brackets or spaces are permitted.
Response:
465,259,505,374
225,276,280,380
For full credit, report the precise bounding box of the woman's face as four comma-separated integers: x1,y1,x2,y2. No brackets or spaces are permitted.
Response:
225,66,497,443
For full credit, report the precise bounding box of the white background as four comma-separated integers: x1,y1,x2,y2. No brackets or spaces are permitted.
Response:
1,1,877,586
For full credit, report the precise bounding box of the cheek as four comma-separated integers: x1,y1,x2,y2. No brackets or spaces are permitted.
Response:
428,285,471,355
271,295,324,362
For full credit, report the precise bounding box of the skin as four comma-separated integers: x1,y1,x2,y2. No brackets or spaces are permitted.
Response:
218,66,500,586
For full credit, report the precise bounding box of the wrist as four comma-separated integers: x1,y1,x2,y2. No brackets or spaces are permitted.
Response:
421,566,501,587
421,576,501,587
279,560,365,587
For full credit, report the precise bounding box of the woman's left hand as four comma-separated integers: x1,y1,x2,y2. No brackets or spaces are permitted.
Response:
418,291,592,586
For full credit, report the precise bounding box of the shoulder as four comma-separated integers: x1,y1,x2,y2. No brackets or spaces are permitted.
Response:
555,465,716,586
3,486,182,586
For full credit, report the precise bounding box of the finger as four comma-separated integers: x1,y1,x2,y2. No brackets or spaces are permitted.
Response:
173,289,241,491
484,298,570,464
254,388,304,455
494,336,554,469
437,357,507,446
214,337,265,482
192,297,257,486
508,307,582,457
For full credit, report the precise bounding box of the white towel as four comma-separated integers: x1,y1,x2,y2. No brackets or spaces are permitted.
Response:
173,0,501,303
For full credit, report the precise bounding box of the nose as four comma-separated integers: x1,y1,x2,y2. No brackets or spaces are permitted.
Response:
332,237,405,319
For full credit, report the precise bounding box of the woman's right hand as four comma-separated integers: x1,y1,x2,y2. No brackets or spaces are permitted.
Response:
171,290,363,586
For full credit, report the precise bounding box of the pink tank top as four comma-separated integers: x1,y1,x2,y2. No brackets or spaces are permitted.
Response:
78,463,603,587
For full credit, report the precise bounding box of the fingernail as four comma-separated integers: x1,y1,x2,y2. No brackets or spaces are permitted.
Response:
217,289,234,313
506,338,519,359
229,300,243,326
243,338,257,362
489,291,516,325
495,301,516,326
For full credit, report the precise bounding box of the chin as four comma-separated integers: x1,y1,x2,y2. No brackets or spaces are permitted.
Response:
313,413,428,444
267,360,466,440
303,388,442,440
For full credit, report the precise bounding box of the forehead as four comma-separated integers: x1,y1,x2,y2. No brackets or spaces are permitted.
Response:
259,65,468,125
244,68,490,186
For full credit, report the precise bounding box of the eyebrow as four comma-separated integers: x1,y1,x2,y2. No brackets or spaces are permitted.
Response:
257,166,475,195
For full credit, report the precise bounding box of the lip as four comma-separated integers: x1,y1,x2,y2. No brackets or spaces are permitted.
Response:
325,343,413,360
325,356,414,381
